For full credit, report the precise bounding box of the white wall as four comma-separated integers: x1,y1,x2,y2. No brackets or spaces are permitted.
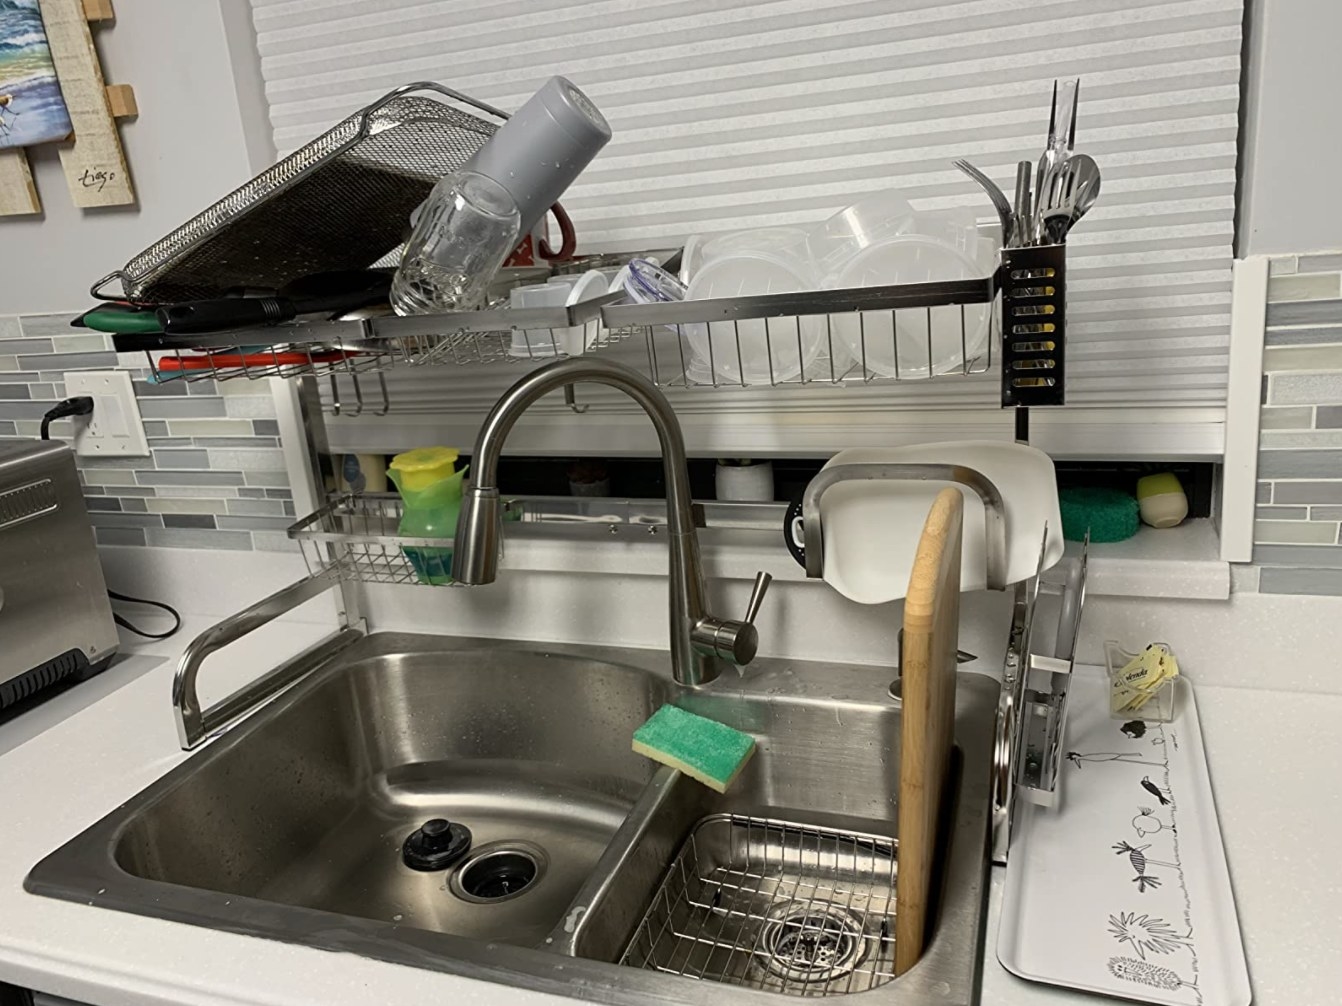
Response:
1238,0,1342,256
1,0,268,315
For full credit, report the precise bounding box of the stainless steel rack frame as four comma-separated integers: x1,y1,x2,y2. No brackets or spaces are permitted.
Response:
113,247,1068,409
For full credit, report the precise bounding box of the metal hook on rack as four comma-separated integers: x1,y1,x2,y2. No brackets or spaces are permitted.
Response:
564,383,588,414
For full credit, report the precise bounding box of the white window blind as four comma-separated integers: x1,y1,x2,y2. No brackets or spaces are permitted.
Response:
249,0,1242,457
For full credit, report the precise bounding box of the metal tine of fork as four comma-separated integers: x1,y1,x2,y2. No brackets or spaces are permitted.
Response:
1068,78,1080,150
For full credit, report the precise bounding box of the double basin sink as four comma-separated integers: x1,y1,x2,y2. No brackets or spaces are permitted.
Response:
28,632,999,1004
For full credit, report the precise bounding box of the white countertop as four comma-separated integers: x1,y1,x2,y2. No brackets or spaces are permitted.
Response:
0,622,1338,1006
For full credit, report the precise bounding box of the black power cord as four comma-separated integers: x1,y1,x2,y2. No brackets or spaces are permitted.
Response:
35,394,184,640
39,395,94,440
107,590,182,640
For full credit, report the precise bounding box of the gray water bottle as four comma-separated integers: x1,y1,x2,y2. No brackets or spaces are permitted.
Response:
466,76,612,241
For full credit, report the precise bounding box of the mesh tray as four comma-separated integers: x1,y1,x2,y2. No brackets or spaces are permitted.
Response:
621,815,898,996
97,83,506,304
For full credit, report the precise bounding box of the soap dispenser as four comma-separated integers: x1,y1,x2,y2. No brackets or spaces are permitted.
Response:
387,447,467,584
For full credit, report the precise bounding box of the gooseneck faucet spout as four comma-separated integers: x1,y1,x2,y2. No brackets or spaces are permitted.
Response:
452,359,769,686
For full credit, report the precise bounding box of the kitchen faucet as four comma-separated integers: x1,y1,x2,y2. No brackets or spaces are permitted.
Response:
452,358,771,686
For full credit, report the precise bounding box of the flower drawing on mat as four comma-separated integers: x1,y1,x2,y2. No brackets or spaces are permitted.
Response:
1107,912,1188,960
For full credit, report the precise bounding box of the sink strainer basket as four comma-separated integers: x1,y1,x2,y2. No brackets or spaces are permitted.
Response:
93,82,506,304
621,814,899,996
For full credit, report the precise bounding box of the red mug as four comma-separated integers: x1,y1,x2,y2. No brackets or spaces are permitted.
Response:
504,203,576,267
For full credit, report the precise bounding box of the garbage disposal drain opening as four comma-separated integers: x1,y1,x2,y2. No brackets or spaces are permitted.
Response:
451,843,545,904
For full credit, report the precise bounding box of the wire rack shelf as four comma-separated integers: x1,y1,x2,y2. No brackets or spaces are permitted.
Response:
621,814,899,997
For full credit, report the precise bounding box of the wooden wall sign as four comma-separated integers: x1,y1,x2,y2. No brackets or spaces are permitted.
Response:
0,0,135,217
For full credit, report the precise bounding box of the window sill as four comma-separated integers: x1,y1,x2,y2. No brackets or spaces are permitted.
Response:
1066,518,1228,600
487,518,1229,602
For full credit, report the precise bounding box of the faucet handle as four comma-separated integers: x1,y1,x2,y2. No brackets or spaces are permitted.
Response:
743,571,773,625
691,571,773,668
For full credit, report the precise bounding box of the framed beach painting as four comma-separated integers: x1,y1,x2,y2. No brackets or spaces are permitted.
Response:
0,0,73,149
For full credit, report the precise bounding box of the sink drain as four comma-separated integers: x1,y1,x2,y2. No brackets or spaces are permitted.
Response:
450,842,546,904
756,902,869,985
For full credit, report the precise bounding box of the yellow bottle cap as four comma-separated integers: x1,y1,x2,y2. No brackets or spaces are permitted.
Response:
389,447,459,492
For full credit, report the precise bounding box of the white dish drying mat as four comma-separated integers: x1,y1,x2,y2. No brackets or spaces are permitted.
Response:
999,668,1250,1006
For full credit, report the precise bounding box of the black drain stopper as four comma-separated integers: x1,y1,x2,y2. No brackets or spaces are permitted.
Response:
402,818,472,872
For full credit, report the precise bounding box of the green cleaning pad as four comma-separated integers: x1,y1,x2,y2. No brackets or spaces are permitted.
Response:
1059,486,1140,543
632,704,756,793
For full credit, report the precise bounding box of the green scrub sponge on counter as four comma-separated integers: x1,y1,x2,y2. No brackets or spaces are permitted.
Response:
632,705,756,793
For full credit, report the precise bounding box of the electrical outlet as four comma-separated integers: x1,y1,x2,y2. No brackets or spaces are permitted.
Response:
63,371,150,457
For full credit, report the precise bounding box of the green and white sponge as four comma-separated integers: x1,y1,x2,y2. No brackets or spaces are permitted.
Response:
632,704,756,793
1059,486,1140,543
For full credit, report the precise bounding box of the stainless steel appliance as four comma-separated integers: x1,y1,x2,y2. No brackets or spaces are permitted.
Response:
0,441,118,710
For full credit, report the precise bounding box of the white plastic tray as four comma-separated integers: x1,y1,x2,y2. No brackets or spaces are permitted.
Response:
999,667,1250,1006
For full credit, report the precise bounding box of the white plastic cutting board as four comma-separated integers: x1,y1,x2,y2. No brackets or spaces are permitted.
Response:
999,668,1251,1006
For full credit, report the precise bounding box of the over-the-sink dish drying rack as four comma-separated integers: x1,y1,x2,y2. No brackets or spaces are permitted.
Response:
115,79,1087,876
104,83,1071,413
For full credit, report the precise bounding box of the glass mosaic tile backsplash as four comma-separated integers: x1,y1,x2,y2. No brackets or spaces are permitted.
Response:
0,313,295,552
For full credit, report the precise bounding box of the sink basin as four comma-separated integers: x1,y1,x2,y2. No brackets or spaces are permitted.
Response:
28,631,1000,1005
108,635,674,947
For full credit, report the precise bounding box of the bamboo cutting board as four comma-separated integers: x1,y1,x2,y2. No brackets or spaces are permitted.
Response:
894,487,963,975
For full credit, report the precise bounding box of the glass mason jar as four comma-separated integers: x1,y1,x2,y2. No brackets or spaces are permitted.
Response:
391,170,522,316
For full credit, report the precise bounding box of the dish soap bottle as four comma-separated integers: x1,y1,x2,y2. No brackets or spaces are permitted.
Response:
387,447,467,585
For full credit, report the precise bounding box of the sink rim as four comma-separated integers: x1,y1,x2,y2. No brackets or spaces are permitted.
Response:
26,631,999,1006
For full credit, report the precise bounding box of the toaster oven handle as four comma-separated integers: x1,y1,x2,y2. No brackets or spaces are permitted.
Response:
172,572,362,749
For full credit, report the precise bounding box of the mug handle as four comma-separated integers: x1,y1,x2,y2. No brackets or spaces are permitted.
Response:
537,202,577,262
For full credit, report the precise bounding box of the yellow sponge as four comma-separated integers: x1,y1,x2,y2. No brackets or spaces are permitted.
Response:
632,704,756,793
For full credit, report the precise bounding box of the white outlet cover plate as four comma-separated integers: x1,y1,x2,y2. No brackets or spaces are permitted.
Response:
63,371,151,457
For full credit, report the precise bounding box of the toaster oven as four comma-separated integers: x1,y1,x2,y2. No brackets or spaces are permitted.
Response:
0,441,119,711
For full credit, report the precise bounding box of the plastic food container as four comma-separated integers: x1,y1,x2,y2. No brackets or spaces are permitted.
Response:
806,192,917,283
684,252,825,385
830,233,993,378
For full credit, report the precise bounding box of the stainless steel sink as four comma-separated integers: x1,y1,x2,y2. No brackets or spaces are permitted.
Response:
28,632,1000,1005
